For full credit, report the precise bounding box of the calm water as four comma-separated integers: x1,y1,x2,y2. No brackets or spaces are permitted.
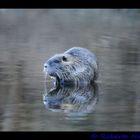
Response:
0,9,140,131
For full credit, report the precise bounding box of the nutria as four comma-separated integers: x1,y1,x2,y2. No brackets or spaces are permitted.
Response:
43,47,98,86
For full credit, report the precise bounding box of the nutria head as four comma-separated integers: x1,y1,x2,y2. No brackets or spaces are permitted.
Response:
43,47,98,85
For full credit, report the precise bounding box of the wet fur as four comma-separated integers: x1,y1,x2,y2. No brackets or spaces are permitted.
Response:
44,47,98,85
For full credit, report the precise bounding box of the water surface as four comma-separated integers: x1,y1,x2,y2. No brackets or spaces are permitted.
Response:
0,9,140,131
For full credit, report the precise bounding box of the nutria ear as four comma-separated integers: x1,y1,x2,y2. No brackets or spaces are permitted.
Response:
68,51,74,55
67,52,78,57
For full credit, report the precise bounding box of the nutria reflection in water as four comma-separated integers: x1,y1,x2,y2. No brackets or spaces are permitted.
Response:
43,83,98,117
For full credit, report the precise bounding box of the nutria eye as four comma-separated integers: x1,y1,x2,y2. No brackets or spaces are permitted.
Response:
62,56,67,62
